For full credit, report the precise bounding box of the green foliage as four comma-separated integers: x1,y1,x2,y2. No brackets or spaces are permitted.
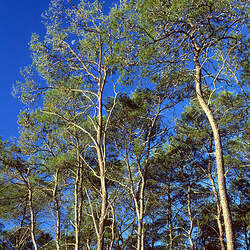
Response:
1,0,249,249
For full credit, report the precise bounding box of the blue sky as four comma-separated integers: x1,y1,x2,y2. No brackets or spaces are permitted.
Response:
0,0,51,140
0,0,117,141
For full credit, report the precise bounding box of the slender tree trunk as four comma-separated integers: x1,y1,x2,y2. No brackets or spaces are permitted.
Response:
137,179,145,250
136,108,160,250
16,196,28,249
187,184,194,250
97,87,107,250
27,180,38,250
109,204,116,250
137,217,143,250
87,238,91,250
209,173,226,250
207,137,226,250
194,57,235,250
74,159,81,250
55,203,61,250
74,173,79,250
126,159,143,250
128,176,144,250
53,169,61,250
79,163,84,243
207,151,226,250
97,157,107,250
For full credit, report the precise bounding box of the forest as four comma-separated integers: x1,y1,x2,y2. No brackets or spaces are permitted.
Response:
0,0,249,249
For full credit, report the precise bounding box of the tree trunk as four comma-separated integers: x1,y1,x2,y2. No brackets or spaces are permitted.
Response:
137,179,145,250
126,159,143,250
97,157,107,250
96,88,107,250
109,204,116,250
137,217,143,250
187,184,194,250
27,180,38,250
209,172,226,250
74,140,84,250
136,109,160,250
16,196,28,249
207,137,226,250
74,165,80,250
207,159,226,250
194,58,235,250
53,169,61,250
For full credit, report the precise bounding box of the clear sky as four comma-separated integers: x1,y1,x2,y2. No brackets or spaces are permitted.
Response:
0,0,117,141
0,0,51,140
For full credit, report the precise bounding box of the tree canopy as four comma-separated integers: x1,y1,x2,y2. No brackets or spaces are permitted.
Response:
0,0,249,249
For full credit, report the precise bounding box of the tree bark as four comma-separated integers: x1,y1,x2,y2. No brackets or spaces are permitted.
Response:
16,195,28,249
96,86,107,250
53,169,61,250
74,138,84,250
137,179,145,250
125,158,143,250
187,184,194,250
97,151,107,250
74,165,80,250
207,148,226,250
27,180,38,250
194,57,235,250
206,137,226,250
209,173,226,250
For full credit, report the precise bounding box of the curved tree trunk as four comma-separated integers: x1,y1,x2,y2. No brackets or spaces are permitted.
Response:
207,138,226,250
209,172,226,250
194,57,235,250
